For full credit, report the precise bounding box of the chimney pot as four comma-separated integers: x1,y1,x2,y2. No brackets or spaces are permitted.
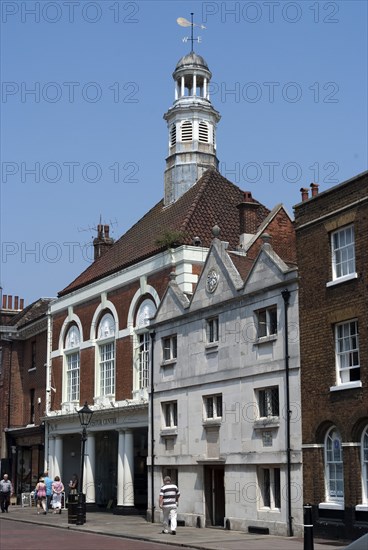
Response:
14,296,19,309
300,188,309,202
104,225,110,239
7,295,12,309
20,298,24,309
2,294,7,308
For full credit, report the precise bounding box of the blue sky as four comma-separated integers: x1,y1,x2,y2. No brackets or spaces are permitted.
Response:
1,0,367,306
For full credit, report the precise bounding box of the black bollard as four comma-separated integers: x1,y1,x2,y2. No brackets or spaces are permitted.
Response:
304,504,314,550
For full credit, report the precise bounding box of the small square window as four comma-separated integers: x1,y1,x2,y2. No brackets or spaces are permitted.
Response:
256,307,277,338
162,401,178,428
163,335,177,362
258,387,279,418
204,394,222,420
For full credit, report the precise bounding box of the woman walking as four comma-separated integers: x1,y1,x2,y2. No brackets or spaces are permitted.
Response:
35,476,47,515
52,476,64,514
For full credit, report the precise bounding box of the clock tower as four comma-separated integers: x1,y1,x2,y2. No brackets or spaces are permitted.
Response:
163,51,221,205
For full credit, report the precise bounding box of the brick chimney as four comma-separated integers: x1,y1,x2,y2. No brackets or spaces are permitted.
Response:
93,224,114,261
310,182,319,197
237,192,260,249
1,293,24,322
300,188,309,202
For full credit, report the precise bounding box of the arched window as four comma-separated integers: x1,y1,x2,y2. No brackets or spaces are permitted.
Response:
181,121,192,142
325,427,344,502
134,298,156,396
362,427,368,504
170,124,176,147
198,121,209,143
64,325,80,402
97,312,115,397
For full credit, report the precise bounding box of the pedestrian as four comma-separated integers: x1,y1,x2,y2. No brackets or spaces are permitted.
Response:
0,473,13,513
35,476,47,515
43,471,53,512
68,473,78,503
52,476,64,514
159,475,180,535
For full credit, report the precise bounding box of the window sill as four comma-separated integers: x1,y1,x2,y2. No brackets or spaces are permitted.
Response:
255,334,277,345
318,502,344,510
330,381,362,392
160,428,178,437
326,272,358,287
253,418,280,429
28,367,36,373
203,419,222,428
205,343,219,353
161,359,177,367
355,505,368,512
258,507,281,513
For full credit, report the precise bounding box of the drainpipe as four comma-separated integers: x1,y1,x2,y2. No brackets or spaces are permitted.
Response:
281,289,293,537
45,309,52,471
150,330,156,523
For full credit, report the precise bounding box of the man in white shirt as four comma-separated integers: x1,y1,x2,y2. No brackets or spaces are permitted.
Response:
0,474,13,513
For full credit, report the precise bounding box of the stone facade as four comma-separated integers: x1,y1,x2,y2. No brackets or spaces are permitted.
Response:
149,237,303,536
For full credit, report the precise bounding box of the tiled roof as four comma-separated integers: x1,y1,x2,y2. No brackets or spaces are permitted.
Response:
7,298,53,328
59,169,270,296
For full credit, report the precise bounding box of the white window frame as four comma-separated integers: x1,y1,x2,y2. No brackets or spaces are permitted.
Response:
96,313,116,399
162,335,177,363
162,401,178,429
203,394,222,420
137,331,150,389
324,427,344,504
256,306,277,339
335,320,360,385
258,467,281,510
133,298,156,398
257,386,279,418
331,225,356,281
64,325,80,404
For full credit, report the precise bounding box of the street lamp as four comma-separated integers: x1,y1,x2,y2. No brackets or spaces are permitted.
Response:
76,401,93,525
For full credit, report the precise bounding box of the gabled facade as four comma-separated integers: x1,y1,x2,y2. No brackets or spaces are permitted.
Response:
0,295,53,497
294,172,368,540
149,235,302,536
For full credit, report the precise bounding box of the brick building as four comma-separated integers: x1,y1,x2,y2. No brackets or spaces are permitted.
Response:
0,294,53,497
44,50,297,515
294,171,368,540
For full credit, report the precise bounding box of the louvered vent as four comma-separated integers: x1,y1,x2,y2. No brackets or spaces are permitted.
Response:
181,121,193,142
198,121,209,143
170,124,176,147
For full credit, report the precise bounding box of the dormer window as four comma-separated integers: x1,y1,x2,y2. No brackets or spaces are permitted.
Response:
181,121,193,142
199,121,209,143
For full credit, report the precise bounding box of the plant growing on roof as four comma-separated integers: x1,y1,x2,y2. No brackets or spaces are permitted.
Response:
155,229,186,249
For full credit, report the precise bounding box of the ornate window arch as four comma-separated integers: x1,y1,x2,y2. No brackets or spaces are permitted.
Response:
133,298,156,398
324,427,344,503
96,312,116,398
64,324,80,403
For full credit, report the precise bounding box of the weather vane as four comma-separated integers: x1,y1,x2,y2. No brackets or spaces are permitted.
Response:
177,13,206,52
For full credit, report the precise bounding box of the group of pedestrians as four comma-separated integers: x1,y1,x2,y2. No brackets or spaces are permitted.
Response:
34,471,65,515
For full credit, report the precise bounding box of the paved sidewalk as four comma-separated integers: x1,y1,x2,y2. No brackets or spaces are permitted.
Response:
1,505,347,550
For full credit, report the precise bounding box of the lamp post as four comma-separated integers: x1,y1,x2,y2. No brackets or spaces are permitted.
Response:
76,401,93,525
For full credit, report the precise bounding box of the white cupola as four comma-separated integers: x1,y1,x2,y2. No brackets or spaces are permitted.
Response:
163,51,221,205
